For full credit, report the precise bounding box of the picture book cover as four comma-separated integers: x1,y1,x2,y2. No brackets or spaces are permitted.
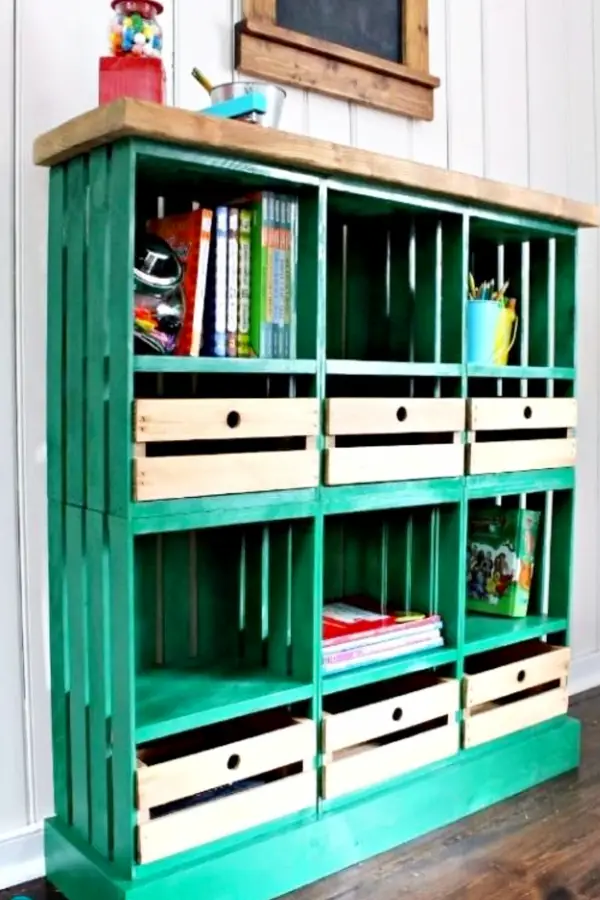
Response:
323,596,438,643
147,208,213,356
467,507,541,618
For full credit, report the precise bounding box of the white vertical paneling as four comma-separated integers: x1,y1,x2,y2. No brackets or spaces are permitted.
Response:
411,0,448,167
307,96,351,145
175,1,234,110
278,88,309,136
525,0,568,195
566,0,598,660
481,0,529,185
162,0,176,105
446,0,484,176
0,0,28,835
353,106,413,158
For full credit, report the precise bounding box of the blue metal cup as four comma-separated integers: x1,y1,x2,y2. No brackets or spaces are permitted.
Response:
467,300,502,365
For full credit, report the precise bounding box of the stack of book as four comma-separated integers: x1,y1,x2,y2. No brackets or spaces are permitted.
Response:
145,190,298,359
322,597,444,674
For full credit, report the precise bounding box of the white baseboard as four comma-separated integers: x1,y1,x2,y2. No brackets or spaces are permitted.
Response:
0,822,44,890
0,661,597,892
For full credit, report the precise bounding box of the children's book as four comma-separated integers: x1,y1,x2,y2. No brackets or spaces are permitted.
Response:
226,208,239,357
147,208,213,356
467,507,541,617
323,597,438,643
237,209,252,357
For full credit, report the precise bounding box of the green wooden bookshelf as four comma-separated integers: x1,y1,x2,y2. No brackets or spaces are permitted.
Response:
36,99,597,900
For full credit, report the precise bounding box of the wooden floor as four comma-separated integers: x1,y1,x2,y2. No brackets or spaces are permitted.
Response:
3,688,600,900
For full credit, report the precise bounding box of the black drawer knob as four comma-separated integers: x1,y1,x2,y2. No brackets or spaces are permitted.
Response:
227,753,241,770
227,411,241,429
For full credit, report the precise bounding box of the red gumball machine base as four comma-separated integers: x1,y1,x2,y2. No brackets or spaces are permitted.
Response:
99,56,165,105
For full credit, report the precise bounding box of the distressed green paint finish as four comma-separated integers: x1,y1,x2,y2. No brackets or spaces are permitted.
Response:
86,510,112,858
46,715,580,900
161,532,192,665
134,357,317,375
48,501,71,823
86,149,111,512
65,505,89,839
47,166,66,504
108,141,135,517
65,158,87,507
109,515,136,876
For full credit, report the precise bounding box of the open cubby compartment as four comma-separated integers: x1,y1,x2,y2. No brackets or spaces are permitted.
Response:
326,186,464,367
135,144,322,363
467,213,577,374
323,502,462,686
136,704,317,864
134,516,318,743
133,370,319,501
321,669,459,800
462,640,570,749
324,373,465,485
466,377,576,476
465,486,573,654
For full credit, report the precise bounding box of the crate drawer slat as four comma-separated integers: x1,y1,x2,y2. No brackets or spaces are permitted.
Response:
134,449,320,501
138,772,315,864
468,438,576,476
135,398,319,442
468,398,577,432
326,444,463,486
463,687,568,749
323,723,459,800
464,645,570,710
327,398,466,436
324,678,459,754
137,718,315,811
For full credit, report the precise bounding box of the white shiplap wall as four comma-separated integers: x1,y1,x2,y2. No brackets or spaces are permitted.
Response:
1,0,599,887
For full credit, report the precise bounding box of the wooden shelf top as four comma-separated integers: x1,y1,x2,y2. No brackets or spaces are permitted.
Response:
34,98,600,227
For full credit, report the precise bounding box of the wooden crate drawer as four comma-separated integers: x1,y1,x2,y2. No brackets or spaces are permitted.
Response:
322,673,460,799
137,711,316,863
467,398,577,476
133,397,319,501
463,641,570,749
325,398,465,486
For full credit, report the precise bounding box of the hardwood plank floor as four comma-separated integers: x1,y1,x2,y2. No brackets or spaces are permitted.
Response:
2,689,599,900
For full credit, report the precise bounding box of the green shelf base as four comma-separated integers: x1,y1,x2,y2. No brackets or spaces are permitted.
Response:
46,715,581,900
136,667,313,742
464,614,568,655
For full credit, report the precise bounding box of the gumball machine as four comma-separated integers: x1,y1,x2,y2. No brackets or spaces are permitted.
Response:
99,0,166,106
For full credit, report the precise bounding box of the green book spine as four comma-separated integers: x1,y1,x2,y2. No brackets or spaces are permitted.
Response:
273,196,285,359
237,209,252,358
287,196,298,359
249,192,274,358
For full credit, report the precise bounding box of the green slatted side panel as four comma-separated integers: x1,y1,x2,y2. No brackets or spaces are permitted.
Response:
47,164,71,824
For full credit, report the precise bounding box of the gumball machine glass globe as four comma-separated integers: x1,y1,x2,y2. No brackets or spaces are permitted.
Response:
110,0,163,58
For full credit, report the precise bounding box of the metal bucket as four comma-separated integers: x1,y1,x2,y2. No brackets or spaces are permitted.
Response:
210,82,286,127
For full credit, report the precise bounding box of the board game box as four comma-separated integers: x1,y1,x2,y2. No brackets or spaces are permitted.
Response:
467,507,541,618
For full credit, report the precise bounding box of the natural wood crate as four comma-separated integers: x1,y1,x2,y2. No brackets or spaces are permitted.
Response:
137,713,316,863
322,674,460,799
133,397,320,501
467,398,577,476
325,398,465,486
463,642,570,749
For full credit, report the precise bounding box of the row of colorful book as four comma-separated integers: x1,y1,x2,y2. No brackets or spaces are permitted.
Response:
322,597,444,674
146,191,298,359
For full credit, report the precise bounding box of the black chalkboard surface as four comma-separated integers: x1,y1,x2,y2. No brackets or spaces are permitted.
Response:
277,0,401,64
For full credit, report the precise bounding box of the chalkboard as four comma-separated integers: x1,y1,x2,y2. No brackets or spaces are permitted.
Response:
277,0,401,64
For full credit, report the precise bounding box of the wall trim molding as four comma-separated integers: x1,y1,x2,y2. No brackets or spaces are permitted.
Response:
570,651,600,697
0,822,44,890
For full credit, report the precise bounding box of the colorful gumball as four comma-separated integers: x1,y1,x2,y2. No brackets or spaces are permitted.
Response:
109,1,163,58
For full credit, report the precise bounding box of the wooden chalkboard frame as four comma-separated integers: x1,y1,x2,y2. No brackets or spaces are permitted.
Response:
235,0,439,121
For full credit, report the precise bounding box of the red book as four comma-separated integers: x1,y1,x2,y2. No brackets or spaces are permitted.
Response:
147,209,213,356
322,597,439,643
